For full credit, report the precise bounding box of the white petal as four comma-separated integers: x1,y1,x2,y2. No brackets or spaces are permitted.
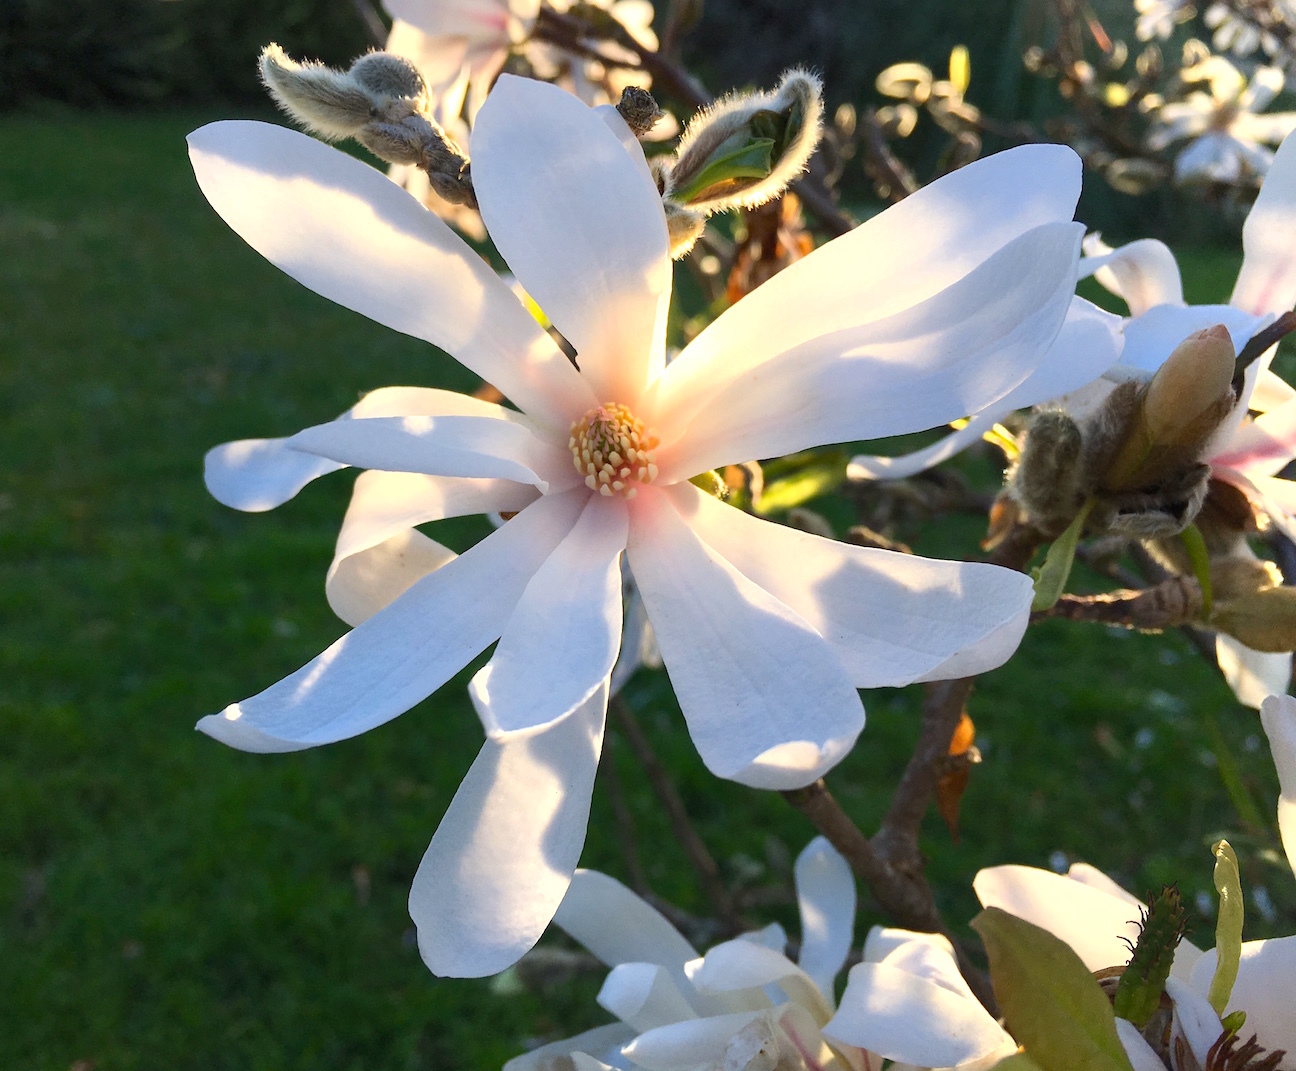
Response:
1235,130,1296,316
204,438,342,513
824,962,1011,1068
657,144,1082,412
622,1011,765,1070
472,494,628,736
655,222,1083,479
598,963,698,1032
1251,370,1296,413
1119,303,1267,376
410,680,606,977
504,1024,635,1071
196,489,586,751
1066,862,1143,905
1260,694,1296,876
1212,398,1296,476
689,940,832,1022
187,121,593,429
1116,1017,1171,1071
795,836,857,1001
862,926,955,966
1080,238,1185,316
1166,976,1225,1068
848,412,1003,482
873,936,978,1003
471,75,670,403
385,0,525,40
326,469,539,626
287,413,570,489
974,865,1142,973
626,487,864,789
1189,939,1296,1060
1217,633,1292,710
672,483,1033,688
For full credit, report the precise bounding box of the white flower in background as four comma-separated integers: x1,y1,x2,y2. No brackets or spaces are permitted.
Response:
507,837,864,1071
1147,55,1296,183
1203,2,1277,59
190,75,1086,977
1135,0,1196,43
976,689,1296,1070
821,927,1018,1070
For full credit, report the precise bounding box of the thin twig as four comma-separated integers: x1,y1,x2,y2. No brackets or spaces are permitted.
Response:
1032,575,1203,629
609,694,740,929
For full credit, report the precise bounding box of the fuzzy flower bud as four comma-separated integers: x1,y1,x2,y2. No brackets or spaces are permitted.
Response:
663,68,824,214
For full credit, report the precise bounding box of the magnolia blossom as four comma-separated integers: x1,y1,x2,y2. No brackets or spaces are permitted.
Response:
1147,56,1296,183
507,837,865,1071
190,75,1090,976
1134,0,1194,42
975,691,1296,1069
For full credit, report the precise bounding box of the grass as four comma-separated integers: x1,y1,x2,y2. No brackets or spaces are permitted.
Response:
0,108,1292,1070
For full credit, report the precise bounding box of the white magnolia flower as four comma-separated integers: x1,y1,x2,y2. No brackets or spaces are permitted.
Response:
190,75,1086,977
1135,0,1195,43
1147,56,1296,183
508,837,864,1071
822,927,1017,1071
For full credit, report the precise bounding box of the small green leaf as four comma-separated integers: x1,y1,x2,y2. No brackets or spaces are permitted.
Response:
1031,499,1095,612
688,470,728,498
1208,839,1245,1015
1180,523,1213,617
1221,1009,1247,1036
670,135,776,204
972,908,1135,1071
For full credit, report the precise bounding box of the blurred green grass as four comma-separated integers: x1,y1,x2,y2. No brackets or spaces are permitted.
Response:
1,110,1292,1070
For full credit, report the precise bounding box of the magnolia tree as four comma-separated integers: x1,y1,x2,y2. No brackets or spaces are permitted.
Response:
184,0,1296,1067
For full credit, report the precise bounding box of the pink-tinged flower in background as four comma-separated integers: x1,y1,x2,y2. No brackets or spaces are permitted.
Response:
190,75,1084,977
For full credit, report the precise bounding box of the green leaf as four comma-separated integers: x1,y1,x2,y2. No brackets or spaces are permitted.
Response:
1209,839,1245,1015
1180,523,1213,617
1031,499,1095,611
670,135,776,204
755,452,847,515
972,908,1135,1071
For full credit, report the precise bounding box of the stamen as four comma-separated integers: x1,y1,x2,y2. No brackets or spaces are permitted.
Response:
570,403,660,499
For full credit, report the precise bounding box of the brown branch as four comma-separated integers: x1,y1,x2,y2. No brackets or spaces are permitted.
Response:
1032,575,1203,629
609,694,740,929
1234,311,1296,393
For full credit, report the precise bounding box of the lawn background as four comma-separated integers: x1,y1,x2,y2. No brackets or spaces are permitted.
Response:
1,108,1293,1070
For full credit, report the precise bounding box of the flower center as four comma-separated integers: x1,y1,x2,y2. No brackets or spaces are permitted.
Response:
569,402,660,498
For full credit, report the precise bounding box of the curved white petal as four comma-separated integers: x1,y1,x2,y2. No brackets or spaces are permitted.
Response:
326,469,538,626
626,487,865,790
598,963,698,1032
1119,303,1267,376
196,489,587,751
871,935,978,1002
504,1024,636,1071
862,926,956,966
689,940,832,1022
1066,862,1143,905
1213,398,1296,476
472,494,628,736
1116,1017,1171,1071
410,679,606,977
657,144,1083,412
1080,238,1185,317
472,75,670,402
187,120,593,428
672,483,1032,688
1217,633,1292,711
1260,694,1296,875
655,222,1083,479
795,836,857,1002
824,962,1011,1068
385,0,528,40
1234,130,1296,317
286,413,569,489
848,412,1004,482
1166,976,1225,1068
205,438,343,513
1252,370,1296,413
1189,939,1296,1061
622,1011,766,1070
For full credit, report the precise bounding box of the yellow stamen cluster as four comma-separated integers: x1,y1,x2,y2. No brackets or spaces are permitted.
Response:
569,402,660,498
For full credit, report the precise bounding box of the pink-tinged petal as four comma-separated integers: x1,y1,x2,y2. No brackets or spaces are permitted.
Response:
187,121,593,429
672,483,1032,688
385,0,528,39
1252,370,1296,413
1119,304,1267,376
848,297,1122,481
196,489,587,752
655,222,1083,479
384,19,472,97
326,469,538,626
1213,398,1296,476
622,1012,766,1070
472,494,628,736
1217,634,1292,711
689,940,832,1022
974,865,1143,973
1234,130,1296,316
1117,1017,1171,1071
1260,694,1296,876
795,836,856,1001
554,870,699,974
1189,939,1296,1062
657,144,1082,412
205,438,344,513
1080,238,1185,316
286,413,569,489
471,75,670,403
598,963,698,1032
824,962,1012,1068
410,679,606,977
626,487,864,790
503,1024,635,1071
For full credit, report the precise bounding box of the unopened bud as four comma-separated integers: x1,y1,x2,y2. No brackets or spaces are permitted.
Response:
616,86,663,137
664,69,823,214
664,200,706,259
1212,586,1296,652
348,50,427,102
259,43,376,140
